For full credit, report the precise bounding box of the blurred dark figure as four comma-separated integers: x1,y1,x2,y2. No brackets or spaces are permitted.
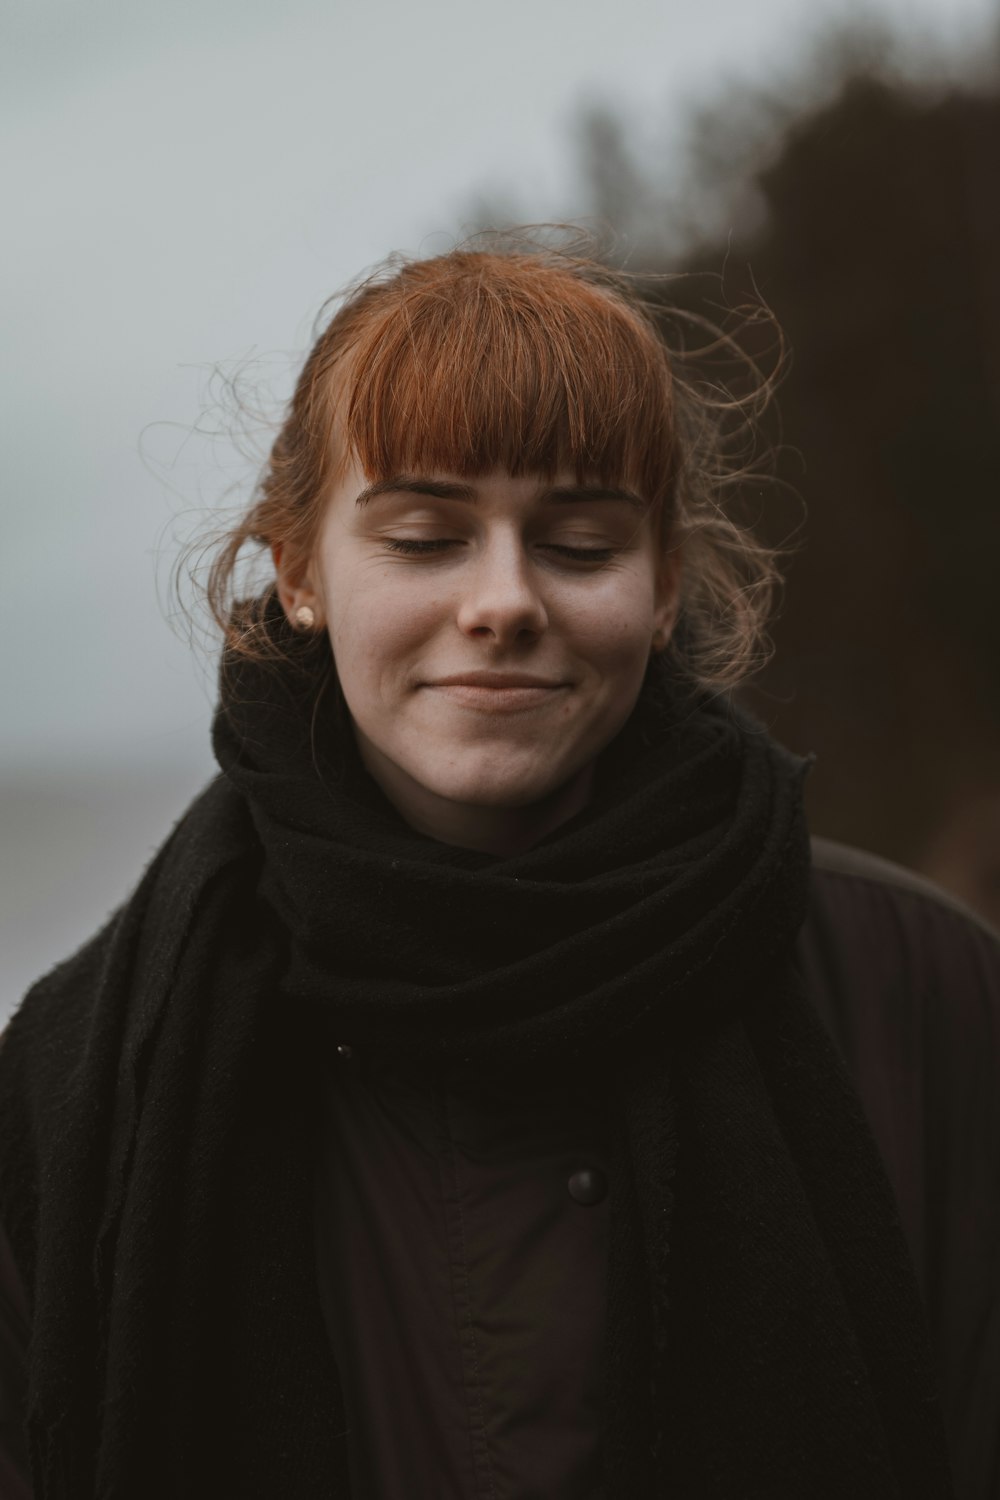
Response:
496,37,1000,924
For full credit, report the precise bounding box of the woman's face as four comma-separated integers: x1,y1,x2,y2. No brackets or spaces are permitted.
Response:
282,455,681,851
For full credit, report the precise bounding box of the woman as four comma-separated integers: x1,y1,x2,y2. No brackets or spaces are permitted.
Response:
0,234,997,1500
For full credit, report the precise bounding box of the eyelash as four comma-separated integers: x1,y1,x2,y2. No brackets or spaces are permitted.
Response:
382,538,616,563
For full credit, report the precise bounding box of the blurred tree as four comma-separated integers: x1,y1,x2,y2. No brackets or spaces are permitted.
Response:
673,74,1000,921
469,37,1000,922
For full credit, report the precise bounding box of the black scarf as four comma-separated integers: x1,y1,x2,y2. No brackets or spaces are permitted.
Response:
0,596,954,1497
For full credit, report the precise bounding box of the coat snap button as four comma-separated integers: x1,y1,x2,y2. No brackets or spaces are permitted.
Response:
567,1167,607,1206
336,1044,353,1059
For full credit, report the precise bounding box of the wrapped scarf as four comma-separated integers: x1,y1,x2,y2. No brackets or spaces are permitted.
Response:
0,596,954,1497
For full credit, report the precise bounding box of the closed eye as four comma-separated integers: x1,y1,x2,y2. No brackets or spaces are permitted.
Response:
382,538,617,563
382,538,454,554
542,544,616,562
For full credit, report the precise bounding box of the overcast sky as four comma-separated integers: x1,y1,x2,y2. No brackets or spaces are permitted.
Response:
3,0,996,777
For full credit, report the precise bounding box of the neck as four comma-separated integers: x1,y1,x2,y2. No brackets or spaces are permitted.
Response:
355,739,596,857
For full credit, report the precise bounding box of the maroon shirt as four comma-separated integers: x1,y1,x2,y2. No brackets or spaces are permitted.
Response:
2,838,999,1498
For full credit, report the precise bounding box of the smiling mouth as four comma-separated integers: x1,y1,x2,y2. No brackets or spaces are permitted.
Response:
425,679,569,713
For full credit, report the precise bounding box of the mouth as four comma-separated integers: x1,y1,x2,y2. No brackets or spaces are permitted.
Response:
424,672,569,713
431,672,567,688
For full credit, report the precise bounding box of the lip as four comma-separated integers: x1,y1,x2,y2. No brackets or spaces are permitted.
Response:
424,671,569,713
431,671,567,688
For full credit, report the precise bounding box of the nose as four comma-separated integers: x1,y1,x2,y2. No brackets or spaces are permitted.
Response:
455,533,548,645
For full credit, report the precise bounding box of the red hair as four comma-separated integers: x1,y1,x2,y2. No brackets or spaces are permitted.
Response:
196,230,781,690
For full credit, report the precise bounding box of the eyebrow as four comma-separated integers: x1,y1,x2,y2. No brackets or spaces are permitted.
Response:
354,475,647,511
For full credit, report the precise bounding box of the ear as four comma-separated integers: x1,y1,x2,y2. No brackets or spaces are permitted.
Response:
651,540,683,651
272,543,325,630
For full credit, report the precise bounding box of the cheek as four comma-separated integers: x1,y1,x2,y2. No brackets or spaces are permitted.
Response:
326,573,428,694
565,580,658,664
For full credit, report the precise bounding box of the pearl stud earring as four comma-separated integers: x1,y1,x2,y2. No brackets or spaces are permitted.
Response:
294,605,316,630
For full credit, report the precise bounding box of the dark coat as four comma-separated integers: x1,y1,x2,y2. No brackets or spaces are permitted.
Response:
1,838,999,1499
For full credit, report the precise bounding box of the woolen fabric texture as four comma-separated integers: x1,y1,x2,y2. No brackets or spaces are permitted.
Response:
0,593,955,1498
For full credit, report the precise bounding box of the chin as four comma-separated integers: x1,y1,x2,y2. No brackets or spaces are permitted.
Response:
422,759,580,811
429,777,559,811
